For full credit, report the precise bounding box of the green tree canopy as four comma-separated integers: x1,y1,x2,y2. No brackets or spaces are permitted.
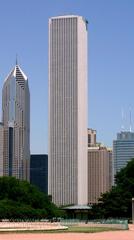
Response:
0,176,60,220
91,158,134,219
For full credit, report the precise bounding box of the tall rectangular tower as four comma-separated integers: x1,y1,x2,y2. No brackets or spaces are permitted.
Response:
2,64,30,181
49,15,88,206
0,123,3,176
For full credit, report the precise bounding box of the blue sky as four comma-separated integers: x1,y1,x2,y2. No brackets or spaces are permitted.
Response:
0,0,134,153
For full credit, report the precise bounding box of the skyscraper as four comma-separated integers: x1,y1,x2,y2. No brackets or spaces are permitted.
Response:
0,123,4,176
2,63,30,181
113,131,134,182
48,15,88,206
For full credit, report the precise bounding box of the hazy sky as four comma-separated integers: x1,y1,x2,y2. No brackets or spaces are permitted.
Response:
0,0,134,153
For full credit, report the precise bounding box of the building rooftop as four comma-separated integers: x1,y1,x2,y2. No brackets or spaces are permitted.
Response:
62,205,92,210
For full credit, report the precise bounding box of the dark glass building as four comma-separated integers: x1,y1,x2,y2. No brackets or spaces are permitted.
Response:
30,154,48,194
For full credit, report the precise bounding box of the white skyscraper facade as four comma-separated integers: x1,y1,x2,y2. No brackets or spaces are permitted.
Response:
49,15,88,206
2,64,30,181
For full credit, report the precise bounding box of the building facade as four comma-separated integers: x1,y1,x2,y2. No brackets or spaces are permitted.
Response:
113,131,134,182
88,146,112,204
0,123,3,176
30,154,48,194
49,15,88,206
88,128,96,147
2,64,30,181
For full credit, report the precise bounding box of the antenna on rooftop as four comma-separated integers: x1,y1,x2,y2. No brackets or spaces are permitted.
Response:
129,107,132,132
16,54,18,65
121,108,125,131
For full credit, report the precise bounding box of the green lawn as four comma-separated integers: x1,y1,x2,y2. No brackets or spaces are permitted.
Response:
0,225,121,234
64,225,120,233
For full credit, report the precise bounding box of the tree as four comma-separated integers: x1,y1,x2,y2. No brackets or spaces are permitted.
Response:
0,176,61,220
91,159,134,219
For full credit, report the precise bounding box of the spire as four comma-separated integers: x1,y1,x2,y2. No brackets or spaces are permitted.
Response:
16,54,18,66
121,108,125,132
129,107,132,132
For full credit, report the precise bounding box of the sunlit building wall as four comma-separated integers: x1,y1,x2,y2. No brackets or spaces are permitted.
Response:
49,15,88,206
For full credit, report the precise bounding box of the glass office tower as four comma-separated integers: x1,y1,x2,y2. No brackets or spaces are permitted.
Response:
113,131,134,183
2,63,30,181
30,154,48,194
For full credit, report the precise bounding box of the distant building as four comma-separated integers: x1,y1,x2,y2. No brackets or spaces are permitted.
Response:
88,146,112,204
2,63,30,181
30,154,48,194
49,15,88,206
113,131,134,181
0,123,3,176
88,128,96,147
109,149,113,186
87,129,112,204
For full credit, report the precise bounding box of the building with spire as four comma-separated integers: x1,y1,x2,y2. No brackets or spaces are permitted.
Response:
48,15,88,206
2,63,30,181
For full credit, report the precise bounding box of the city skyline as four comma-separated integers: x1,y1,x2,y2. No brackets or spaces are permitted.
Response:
0,1,134,153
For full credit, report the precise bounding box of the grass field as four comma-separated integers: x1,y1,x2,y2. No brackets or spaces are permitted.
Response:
0,225,121,234
65,225,120,233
